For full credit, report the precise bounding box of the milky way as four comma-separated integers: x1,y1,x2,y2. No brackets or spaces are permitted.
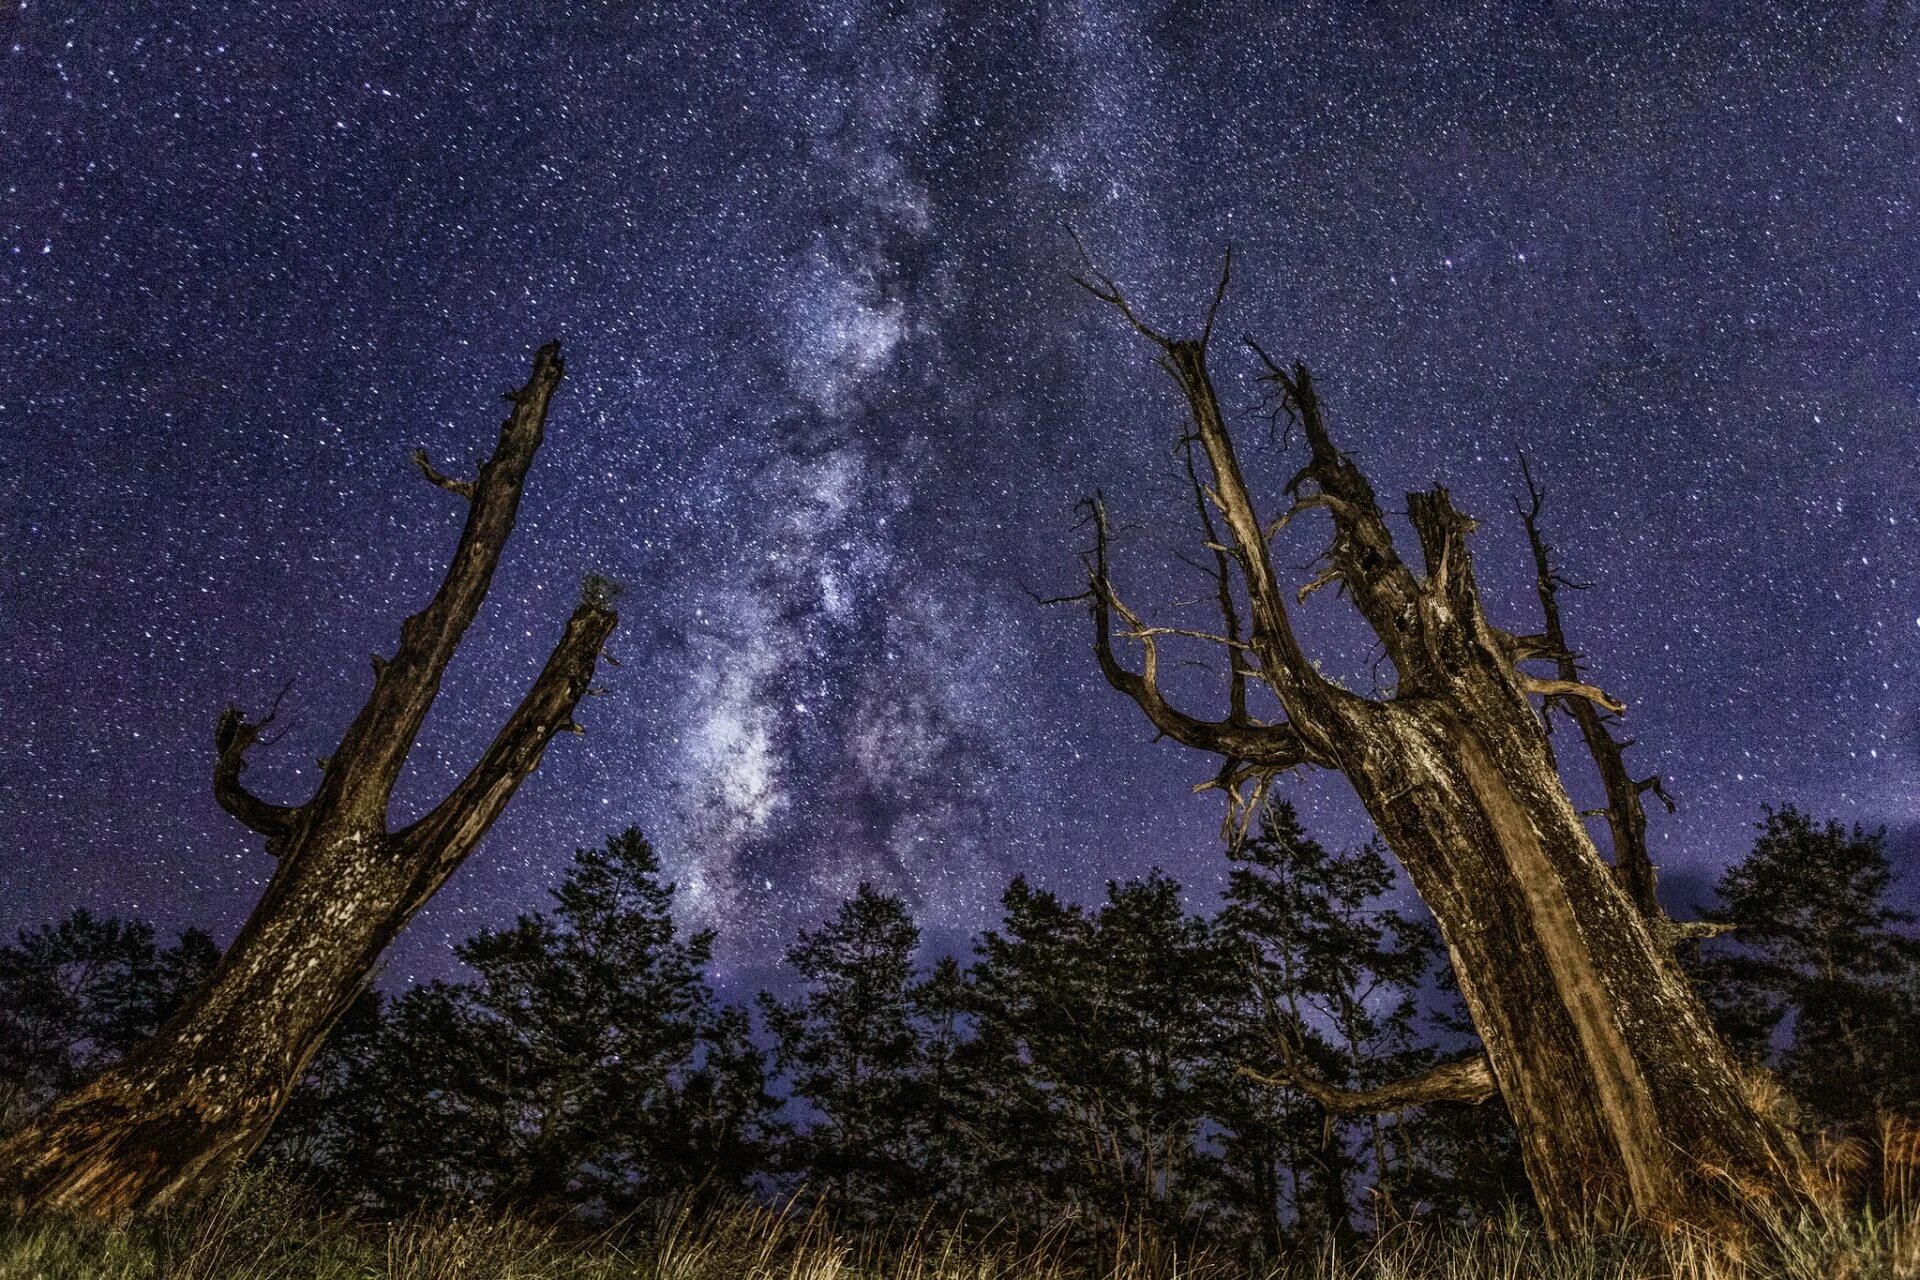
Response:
3,3,1917,983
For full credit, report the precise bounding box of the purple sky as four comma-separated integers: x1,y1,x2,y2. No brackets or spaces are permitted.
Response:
3,3,1917,984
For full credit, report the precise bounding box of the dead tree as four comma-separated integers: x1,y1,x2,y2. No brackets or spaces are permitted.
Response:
0,342,618,1219
1069,253,1808,1236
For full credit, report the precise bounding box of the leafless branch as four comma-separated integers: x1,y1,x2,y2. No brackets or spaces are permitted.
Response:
1178,429,1253,723
1639,774,1677,814
1668,919,1737,943
1519,674,1627,715
396,592,617,870
1513,450,1669,922
327,341,568,813
411,449,476,501
1295,563,1343,606
1263,493,1332,542
1200,245,1232,349
1122,623,1258,653
1084,495,1325,770
1237,1051,1499,1114
1066,225,1175,350
212,681,305,855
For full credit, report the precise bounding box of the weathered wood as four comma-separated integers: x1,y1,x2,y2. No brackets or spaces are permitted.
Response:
1070,254,1810,1237
0,342,617,1219
1238,1053,1499,1114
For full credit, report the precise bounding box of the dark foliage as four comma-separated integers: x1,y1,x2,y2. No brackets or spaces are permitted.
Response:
268,829,778,1216
1691,806,1920,1132
0,912,216,1132
5,802,1907,1255
1209,803,1520,1248
963,870,1227,1256
758,882,935,1220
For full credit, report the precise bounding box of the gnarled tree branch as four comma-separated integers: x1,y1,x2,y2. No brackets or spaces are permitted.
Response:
1518,674,1627,715
410,448,476,501
326,342,568,815
1237,1052,1498,1114
1179,419,1252,725
1514,453,1666,921
1668,919,1737,944
1406,487,1482,612
1086,496,1326,770
1066,239,1349,749
212,694,304,854
1245,344,1439,686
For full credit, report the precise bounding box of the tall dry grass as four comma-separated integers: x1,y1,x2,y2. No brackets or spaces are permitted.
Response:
3,1119,1919,1280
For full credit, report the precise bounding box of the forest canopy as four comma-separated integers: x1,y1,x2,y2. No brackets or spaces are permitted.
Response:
3,804,1914,1266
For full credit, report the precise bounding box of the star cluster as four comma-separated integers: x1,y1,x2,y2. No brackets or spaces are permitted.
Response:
3,2,1917,981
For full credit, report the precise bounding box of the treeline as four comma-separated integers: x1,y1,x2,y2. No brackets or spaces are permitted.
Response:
2,806,1916,1263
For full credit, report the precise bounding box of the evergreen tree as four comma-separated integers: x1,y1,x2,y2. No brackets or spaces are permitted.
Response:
958,876,1089,1232
259,987,387,1193
760,882,925,1220
291,828,770,1215
967,872,1225,1259
1387,932,1530,1225
1211,803,1447,1238
1693,806,1920,1130
306,980,483,1208
0,911,216,1132
910,955,982,1209
651,1001,785,1206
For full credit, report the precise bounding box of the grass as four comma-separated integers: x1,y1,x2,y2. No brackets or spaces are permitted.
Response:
2,1178,1918,1280
6,1114,1920,1280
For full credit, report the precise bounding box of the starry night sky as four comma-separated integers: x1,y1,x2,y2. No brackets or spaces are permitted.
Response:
4,2,1917,986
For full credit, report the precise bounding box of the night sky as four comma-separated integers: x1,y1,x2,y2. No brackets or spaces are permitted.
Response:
4,3,1917,986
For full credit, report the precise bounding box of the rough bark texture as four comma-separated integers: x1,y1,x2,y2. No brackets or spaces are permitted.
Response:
1070,252,1809,1236
0,342,617,1219
1239,1053,1498,1114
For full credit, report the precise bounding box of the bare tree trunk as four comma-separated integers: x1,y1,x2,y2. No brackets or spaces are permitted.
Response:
1068,247,1809,1236
0,342,617,1219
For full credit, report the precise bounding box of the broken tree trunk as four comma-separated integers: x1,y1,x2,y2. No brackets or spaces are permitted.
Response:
1069,250,1809,1236
0,342,617,1219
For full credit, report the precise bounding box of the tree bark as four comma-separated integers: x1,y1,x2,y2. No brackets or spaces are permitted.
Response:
0,342,617,1219
1068,249,1809,1236
1239,1052,1498,1115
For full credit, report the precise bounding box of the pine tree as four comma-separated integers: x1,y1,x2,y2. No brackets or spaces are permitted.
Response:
760,883,925,1220
321,979,487,1209
1387,933,1530,1225
1211,803,1434,1239
288,829,767,1216
650,1002,784,1208
0,912,216,1133
960,877,1089,1232
1693,807,1920,1130
909,955,981,1209
967,872,1225,1259
258,987,385,1195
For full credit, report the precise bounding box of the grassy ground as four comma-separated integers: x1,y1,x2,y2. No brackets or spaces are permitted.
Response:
2,1171,1918,1280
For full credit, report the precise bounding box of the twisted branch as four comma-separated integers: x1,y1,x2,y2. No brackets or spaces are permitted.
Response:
212,681,304,855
